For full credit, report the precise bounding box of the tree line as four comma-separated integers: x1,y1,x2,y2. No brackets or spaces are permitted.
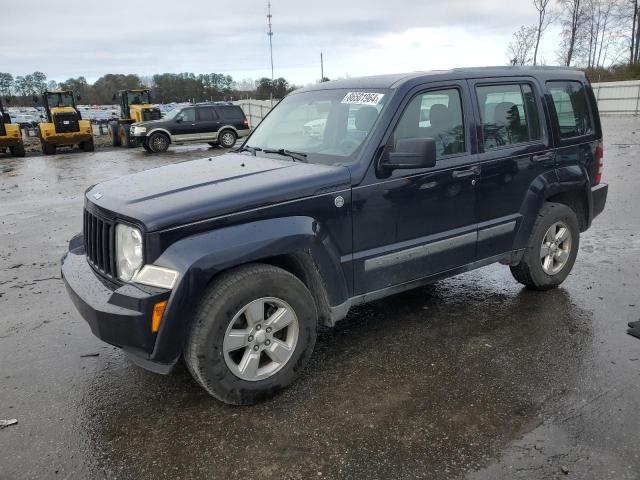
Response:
0,72,299,106
507,0,640,80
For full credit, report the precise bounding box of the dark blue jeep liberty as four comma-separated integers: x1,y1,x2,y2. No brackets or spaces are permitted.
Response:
62,67,608,404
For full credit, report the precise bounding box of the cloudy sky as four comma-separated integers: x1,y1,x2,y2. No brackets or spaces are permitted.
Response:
4,0,561,86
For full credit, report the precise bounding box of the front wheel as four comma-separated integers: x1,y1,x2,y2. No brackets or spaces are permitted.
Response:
510,202,580,290
80,138,95,152
184,264,317,405
148,132,169,153
141,139,152,152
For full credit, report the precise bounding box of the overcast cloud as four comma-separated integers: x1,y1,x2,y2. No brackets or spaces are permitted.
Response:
4,0,560,85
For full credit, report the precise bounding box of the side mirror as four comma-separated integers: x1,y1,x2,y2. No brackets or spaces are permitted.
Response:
382,138,437,171
175,115,183,123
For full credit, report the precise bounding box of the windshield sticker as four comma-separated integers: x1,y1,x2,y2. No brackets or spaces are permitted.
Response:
341,92,385,106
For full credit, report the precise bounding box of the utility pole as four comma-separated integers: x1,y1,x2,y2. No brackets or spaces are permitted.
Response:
267,1,274,105
320,52,324,82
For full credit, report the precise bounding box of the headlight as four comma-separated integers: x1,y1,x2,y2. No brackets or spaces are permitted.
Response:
134,126,147,134
116,224,143,282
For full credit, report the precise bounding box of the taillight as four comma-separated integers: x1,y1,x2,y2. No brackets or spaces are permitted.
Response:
594,142,603,185
243,119,249,127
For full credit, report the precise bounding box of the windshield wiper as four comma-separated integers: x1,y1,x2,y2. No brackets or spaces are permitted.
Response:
263,148,308,163
234,145,262,156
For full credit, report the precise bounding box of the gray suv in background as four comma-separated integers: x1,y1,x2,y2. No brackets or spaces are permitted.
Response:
131,103,250,152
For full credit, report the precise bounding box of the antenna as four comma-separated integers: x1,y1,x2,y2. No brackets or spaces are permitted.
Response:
267,1,274,104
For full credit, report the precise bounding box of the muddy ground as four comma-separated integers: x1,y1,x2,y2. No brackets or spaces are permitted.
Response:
1,118,639,480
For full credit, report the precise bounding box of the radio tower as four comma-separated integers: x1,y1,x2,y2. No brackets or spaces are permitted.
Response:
267,1,274,104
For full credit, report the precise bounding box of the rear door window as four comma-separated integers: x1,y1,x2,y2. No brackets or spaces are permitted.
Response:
197,107,218,121
476,84,541,149
547,81,593,138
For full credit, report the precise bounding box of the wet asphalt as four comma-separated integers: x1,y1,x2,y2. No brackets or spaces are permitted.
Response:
1,118,639,480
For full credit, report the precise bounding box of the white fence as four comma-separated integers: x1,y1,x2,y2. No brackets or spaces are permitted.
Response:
592,80,640,115
232,99,276,128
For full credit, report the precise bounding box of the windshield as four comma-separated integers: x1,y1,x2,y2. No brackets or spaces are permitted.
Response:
46,93,75,108
246,88,390,166
127,91,150,105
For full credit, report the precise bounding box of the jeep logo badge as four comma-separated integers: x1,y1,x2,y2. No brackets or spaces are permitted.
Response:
334,196,344,208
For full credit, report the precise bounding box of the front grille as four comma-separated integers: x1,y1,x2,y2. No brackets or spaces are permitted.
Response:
84,209,117,279
53,112,80,133
142,108,162,121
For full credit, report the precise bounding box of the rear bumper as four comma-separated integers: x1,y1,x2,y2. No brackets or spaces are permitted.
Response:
61,234,175,373
591,182,608,220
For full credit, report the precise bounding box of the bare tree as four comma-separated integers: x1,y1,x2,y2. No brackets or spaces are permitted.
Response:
507,25,538,65
533,0,553,65
558,0,587,65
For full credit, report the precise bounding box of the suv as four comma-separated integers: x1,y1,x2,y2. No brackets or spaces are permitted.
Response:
62,67,607,405
131,102,250,152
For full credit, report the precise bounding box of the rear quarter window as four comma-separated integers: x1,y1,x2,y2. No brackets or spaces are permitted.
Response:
547,81,593,138
217,106,245,122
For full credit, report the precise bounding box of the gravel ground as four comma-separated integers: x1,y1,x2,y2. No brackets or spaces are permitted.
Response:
0,118,639,480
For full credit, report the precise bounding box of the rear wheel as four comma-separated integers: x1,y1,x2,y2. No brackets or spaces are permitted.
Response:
148,132,169,153
184,264,317,405
510,202,580,290
108,121,121,147
80,138,95,152
10,142,26,158
40,139,56,155
218,130,236,148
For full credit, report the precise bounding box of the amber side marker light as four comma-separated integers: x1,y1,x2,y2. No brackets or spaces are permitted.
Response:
151,301,168,333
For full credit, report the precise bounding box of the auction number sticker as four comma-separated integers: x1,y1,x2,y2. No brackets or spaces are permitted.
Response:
341,92,385,106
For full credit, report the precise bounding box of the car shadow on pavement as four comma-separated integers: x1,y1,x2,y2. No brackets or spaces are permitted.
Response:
78,268,593,480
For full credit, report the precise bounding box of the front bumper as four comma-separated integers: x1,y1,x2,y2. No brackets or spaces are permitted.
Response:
61,234,175,373
591,182,608,219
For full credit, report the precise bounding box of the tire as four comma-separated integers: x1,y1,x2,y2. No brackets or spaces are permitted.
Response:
119,125,134,148
81,138,95,152
40,139,56,155
218,129,237,148
108,121,121,147
510,202,580,291
142,139,152,152
184,264,318,405
148,132,170,153
10,142,26,158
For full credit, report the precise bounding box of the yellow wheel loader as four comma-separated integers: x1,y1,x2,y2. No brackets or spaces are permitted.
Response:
108,89,161,148
0,98,26,157
35,91,94,155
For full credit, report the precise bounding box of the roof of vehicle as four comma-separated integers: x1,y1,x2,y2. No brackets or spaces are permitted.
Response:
299,66,586,92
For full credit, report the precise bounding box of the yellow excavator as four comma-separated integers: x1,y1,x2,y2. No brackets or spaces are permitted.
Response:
35,90,94,155
0,98,26,157
108,89,161,147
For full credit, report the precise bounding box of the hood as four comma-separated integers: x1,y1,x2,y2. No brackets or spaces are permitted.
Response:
86,153,350,231
133,118,164,128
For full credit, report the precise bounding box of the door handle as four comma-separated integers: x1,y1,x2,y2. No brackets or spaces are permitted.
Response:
532,153,554,162
452,167,480,178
